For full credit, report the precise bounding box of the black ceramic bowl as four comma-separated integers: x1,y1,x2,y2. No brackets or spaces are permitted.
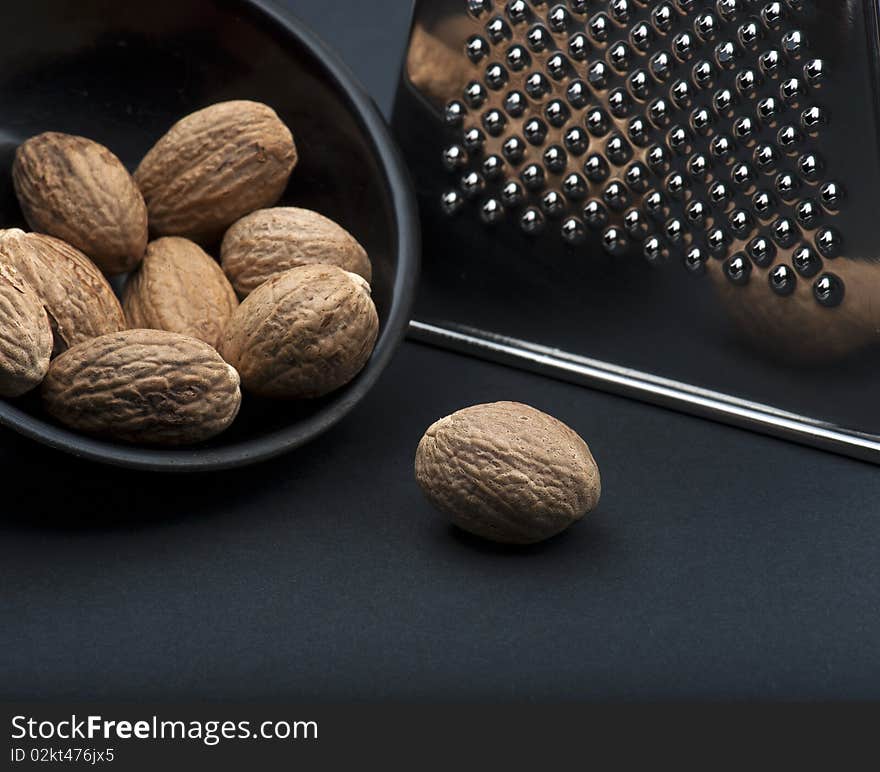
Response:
0,0,418,471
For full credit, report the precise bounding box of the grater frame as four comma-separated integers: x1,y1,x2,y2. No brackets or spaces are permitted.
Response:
395,0,880,463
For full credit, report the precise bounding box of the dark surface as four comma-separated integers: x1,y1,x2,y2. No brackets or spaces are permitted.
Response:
2,0,880,701
0,0,418,470
4,341,880,701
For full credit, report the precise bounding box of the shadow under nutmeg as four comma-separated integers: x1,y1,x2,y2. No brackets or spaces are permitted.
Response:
445,516,611,557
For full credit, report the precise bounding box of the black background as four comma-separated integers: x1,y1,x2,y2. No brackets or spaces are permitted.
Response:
2,0,879,701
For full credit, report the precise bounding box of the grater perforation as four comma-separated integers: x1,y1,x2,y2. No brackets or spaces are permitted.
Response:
439,0,847,308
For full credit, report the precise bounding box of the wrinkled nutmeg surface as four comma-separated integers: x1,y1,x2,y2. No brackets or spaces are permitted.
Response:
12,132,148,275
0,229,126,356
134,100,297,244
219,264,379,400
42,329,241,446
415,402,601,544
122,237,238,348
0,263,52,397
221,207,372,298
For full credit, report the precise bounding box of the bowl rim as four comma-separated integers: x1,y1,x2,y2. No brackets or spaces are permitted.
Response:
0,0,420,473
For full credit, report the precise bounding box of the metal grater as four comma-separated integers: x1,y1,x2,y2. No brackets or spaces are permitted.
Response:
392,0,880,462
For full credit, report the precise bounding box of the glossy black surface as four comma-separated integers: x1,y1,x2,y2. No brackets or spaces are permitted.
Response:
0,0,419,471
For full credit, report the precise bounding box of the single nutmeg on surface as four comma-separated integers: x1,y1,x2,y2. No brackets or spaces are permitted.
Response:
134,100,298,244
221,207,372,298
0,263,52,398
122,237,238,348
0,229,126,357
219,264,379,400
42,329,242,446
12,132,148,275
415,402,601,545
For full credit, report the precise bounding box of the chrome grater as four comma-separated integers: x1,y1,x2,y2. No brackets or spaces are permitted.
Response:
392,0,880,462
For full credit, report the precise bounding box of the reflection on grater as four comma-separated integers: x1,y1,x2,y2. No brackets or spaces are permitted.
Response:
395,0,880,462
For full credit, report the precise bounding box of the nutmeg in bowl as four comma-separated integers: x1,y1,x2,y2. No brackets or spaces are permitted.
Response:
0,0,418,471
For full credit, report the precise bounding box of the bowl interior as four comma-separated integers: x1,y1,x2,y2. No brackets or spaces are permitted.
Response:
0,0,415,470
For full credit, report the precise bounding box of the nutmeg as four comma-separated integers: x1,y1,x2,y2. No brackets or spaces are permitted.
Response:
221,207,371,298
122,237,238,348
12,132,148,275
415,402,601,544
219,264,379,399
